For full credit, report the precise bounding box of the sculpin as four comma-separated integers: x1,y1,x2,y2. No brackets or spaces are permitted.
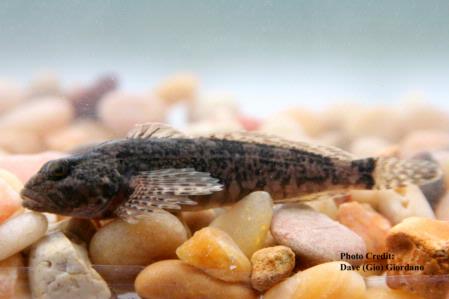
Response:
21,123,441,222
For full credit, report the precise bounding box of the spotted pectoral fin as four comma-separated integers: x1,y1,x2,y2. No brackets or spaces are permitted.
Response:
115,168,223,223
127,122,187,139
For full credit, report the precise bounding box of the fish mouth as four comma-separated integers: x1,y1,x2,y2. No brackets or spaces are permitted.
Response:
20,189,48,212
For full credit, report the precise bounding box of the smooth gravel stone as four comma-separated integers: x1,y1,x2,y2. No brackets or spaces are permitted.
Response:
271,205,366,266
0,129,45,154
210,191,273,257
258,113,308,142
0,177,22,224
135,260,257,299
98,91,167,135
400,130,449,159
250,245,295,291
0,169,23,193
176,227,251,283
377,185,435,224
0,80,24,114
0,212,48,261
0,97,74,135
337,202,391,256
350,136,391,158
155,73,198,104
27,71,61,98
89,210,188,265
0,151,65,183
45,120,114,152
386,217,449,298
264,261,366,299
29,232,111,299
365,287,424,299
181,209,218,233
0,254,30,299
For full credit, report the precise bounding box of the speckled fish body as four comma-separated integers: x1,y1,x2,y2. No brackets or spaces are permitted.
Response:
21,123,441,220
84,137,373,212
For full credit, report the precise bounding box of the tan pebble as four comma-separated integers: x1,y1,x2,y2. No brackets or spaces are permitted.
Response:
349,189,383,209
182,209,217,233
400,130,449,159
258,113,309,142
0,178,22,224
187,92,238,122
98,91,167,135
436,192,449,220
29,232,111,299
0,97,74,135
0,212,48,261
401,102,449,135
0,79,24,114
45,120,115,152
89,210,188,265
0,129,45,154
0,151,65,183
304,196,339,219
365,287,424,299
0,254,30,299
27,71,61,98
250,245,295,291
350,136,391,158
155,73,198,104
210,191,273,257
264,261,366,299
176,227,251,283
271,205,366,267
386,217,449,298
283,108,328,137
337,202,391,256
135,260,257,299
0,169,23,193
377,185,434,224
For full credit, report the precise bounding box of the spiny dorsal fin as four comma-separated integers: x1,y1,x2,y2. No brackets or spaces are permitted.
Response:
209,131,355,161
127,122,186,139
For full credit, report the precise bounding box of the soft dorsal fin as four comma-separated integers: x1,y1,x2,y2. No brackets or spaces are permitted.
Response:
127,122,186,139
208,131,356,161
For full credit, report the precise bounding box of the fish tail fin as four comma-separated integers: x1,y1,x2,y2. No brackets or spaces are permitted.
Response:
373,157,442,189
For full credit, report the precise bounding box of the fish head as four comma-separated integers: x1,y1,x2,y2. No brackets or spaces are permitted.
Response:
21,155,124,218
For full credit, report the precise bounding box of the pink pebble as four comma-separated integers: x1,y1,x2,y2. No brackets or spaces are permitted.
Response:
0,151,65,183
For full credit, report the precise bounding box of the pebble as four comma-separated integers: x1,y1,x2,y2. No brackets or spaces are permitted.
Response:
304,196,339,219
98,91,167,135
155,73,198,104
27,71,61,98
258,113,309,142
210,191,273,257
89,210,188,265
386,217,449,298
0,177,22,224
0,97,74,135
182,209,218,233
0,254,30,299
187,92,238,122
337,202,391,256
176,226,251,283
0,129,45,154
0,212,48,261
365,287,424,299
400,130,449,159
0,79,24,114
377,185,435,224
67,73,118,117
401,101,449,134
436,192,449,220
283,108,328,137
45,120,114,152
350,136,391,158
29,232,111,299
0,169,23,193
271,205,366,266
0,151,65,183
250,245,295,291
264,261,366,299
134,260,257,299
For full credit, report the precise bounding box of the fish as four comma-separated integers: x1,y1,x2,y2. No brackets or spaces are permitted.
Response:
21,123,442,222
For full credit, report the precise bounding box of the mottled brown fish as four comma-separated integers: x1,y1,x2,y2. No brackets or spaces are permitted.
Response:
21,123,441,222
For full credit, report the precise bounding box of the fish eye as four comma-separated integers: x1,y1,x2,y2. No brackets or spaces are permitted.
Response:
45,160,70,180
